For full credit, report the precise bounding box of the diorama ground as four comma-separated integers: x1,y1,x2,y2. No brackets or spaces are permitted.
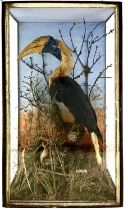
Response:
10,108,116,203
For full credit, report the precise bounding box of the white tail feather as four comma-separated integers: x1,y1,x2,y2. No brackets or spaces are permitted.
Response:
91,132,102,165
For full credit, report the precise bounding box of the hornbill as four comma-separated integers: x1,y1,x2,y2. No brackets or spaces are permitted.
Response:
18,36,103,165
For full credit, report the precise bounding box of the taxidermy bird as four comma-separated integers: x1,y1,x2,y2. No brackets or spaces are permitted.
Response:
35,141,48,164
18,35,103,165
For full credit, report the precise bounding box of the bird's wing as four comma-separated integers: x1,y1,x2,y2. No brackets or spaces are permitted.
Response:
50,77,98,134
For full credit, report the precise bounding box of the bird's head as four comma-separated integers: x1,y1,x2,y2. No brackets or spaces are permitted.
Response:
18,35,73,84
17,36,62,61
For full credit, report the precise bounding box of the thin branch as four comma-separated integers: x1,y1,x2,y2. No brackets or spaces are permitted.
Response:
59,28,85,69
20,95,37,108
21,74,48,112
100,76,112,78
20,103,30,111
87,22,103,43
74,69,85,80
86,39,93,66
35,63,49,87
30,57,34,68
41,53,49,87
21,57,49,88
69,23,77,53
55,147,67,179
38,168,71,177
68,23,85,68
21,59,43,75
90,54,103,69
92,29,114,44
93,45,98,64
81,18,87,51
86,22,103,66
87,28,114,68
21,148,33,194
72,18,87,78
21,93,47,112
89,64,112,98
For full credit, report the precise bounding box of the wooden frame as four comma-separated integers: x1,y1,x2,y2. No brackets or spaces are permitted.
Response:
2,1,122,207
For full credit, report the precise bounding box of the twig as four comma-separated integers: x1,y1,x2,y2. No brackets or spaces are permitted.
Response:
21,94,37,107
72,18,87,78
21,58,49,88
30,57,33,68
23,74,41,109
41,53,49,87
38,168,71,177
21,91,47,112
69,23,85,69
74,69,85,80
100,76,112,78
87,22,103,44
35,63,48,87
21,59,43,75
55,147,67,179
49,147,57,194
93,45,98,64
89,64,112,98
21,148,33,194
92,29,114,44
69,23,77,53
86,22,103,66
59,28,85,69
86,41,92,66
90,54,102,69
29,77,38,105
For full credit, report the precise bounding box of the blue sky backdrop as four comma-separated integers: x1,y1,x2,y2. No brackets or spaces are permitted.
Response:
19,21,105,108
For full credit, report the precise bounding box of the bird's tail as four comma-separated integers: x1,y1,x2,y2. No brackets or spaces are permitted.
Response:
95,126,103,142
91,132,102,166
95,126,104,151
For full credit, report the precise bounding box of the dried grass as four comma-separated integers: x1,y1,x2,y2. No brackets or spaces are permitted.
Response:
11,107,115,202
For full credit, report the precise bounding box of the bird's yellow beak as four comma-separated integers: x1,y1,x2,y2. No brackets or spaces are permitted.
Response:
17,36,50,60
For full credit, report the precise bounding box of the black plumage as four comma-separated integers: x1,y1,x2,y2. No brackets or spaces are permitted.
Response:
49,76,102,141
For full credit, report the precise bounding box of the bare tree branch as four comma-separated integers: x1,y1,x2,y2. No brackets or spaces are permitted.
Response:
89,64,112,98
41,53,49,87
59,27,85,69
69,23,77,53
93,45,98,64
92,29,114,44
90,54,102,69
74,69,85,80
21,58,43,74
21,56,49,88
20,71,49,112
71,19,87,78
68,23,85,69
87,22,103,44
86,22,103,65
35,64,48,87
